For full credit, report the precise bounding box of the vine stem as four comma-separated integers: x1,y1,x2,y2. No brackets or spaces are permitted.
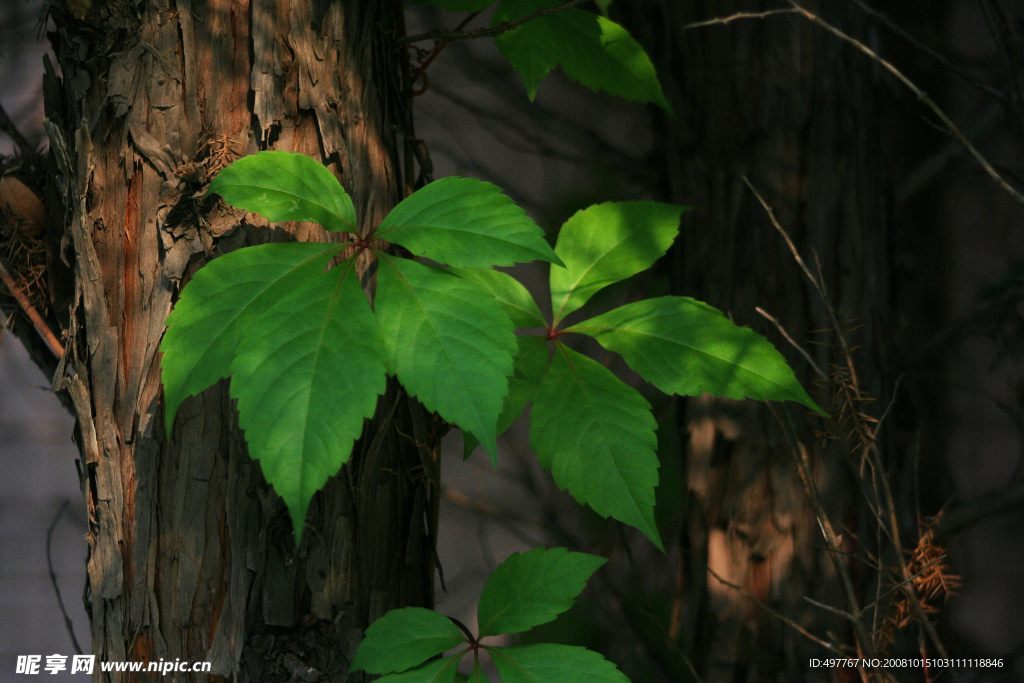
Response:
447,615,479,647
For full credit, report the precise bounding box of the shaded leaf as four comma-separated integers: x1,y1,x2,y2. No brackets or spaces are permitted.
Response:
375,255,516,457
208,151,356,232
493,0,670,112
352,607,466,675
529,344,662,548
550,202,685,324
376,656,463,683
489,644,628,682
463,336,549,461
568,297,822,413
376,177,560,268
454,267,546,328
468,662,487,683
229,259,387,540
477,547,606,637
161,242,342,431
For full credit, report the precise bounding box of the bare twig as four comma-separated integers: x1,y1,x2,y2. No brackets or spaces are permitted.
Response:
683,8,798,30
749,181,955,670
803,595,859,623
46,501,83,655
849,0,1013,106
755,306,827,381
705,563,848,656
897,104,1004,202
789,1,1024,208
402,0,586,44
0,259,64,358
742,177,825,297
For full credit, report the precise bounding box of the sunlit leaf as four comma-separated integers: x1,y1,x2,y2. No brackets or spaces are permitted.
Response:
568,296,823,413
550,202,685,324
208,151,356,232
377,177,560,269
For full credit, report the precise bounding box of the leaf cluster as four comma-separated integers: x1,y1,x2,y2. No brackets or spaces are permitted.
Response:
161,151,819,546
350,547,626,682
414,0,669,112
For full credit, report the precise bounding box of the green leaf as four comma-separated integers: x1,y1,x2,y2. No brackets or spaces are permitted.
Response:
454,268,546,328
376,177,560,269
550,202,685,324
489,644,628,682
413,0,494,10
161,242,343,432
594,0,612,15
567,297,823,413
375,255,517,457
477,547,606,637
463,335,548,462
493,0,670,112
208,150,356,232
229,259,387,540
530,344,662,548
352,607,466,675
375,656,463,683
468,662,486,683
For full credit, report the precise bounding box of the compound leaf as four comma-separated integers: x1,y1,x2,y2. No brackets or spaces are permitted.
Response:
530,344,662,548
376,177,560,269
493,0,670,112
161,242,343,432
477,547,606,637
463,335,548,461
375,255,516,457
489,644,628,683
208,151,356,232
550,202,685,324
230,259,386,540
351,607,465,675
454,267,546,328
567,297,822,413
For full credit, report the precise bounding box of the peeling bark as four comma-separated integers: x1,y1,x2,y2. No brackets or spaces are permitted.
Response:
44,1,433,680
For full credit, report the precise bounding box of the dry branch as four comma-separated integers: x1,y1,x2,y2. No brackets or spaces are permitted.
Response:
789,1,1024,208
0,259,63,358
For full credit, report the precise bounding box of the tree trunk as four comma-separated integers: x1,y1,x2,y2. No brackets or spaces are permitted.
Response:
44,1,434,680
624,2,897,679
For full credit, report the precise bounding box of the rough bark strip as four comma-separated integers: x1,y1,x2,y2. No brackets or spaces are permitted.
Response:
46,1,433,680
